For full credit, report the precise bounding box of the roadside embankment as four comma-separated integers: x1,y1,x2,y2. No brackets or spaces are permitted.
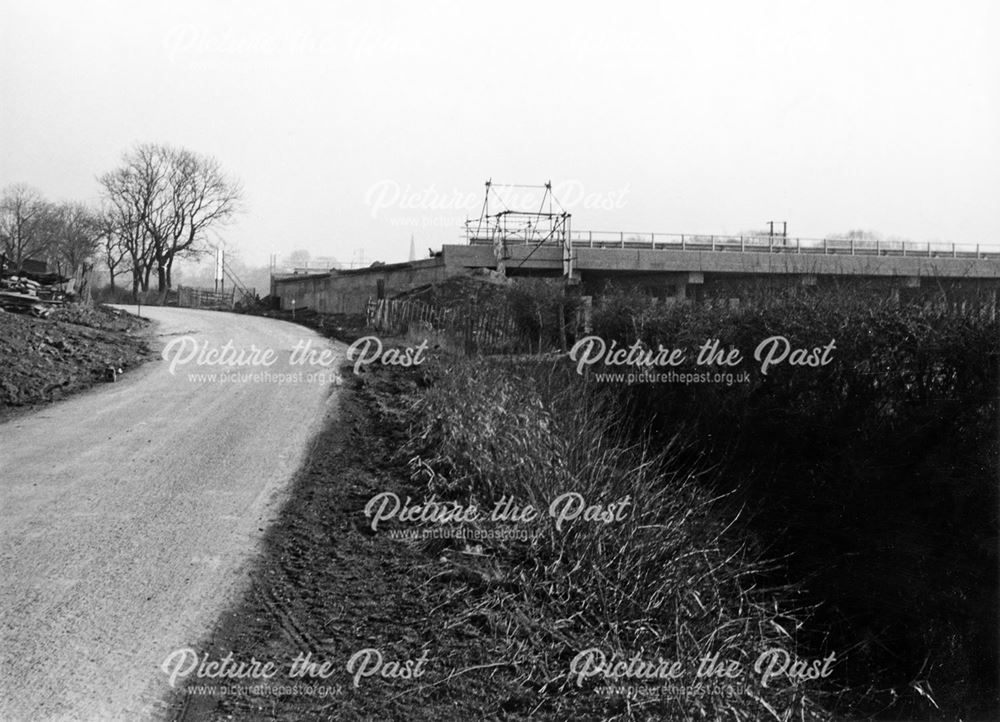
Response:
0,303,150,420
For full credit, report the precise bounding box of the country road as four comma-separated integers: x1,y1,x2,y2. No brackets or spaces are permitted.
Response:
0,307,345,721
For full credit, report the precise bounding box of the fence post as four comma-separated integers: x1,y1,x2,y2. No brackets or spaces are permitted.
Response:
620,231,624,248
465,303,473,355
681,235,686,251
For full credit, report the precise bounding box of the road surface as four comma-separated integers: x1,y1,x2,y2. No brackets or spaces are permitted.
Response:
0,307,344,721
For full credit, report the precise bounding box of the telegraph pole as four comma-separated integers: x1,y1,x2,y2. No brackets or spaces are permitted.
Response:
767,221,788,242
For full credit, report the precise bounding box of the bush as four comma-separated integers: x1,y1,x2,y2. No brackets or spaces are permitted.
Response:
93,284,175,306
589,286,999,719
507,278,581,353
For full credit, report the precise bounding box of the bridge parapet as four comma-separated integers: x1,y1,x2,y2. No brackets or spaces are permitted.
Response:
447,242,1000,279
465,230,998,261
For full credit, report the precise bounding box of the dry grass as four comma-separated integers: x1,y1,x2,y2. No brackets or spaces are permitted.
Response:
401,357,836,720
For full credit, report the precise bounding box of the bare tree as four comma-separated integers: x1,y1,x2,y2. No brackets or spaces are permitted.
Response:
99,165,157,295
41,202,102,301
826,229,884,251
44,202,101,276
161,148,242,288
97,205,130,293
0,184,48,271
99,143,242,295
286,249,312,267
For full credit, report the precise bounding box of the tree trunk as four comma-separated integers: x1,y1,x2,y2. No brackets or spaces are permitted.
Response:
79,262,94,305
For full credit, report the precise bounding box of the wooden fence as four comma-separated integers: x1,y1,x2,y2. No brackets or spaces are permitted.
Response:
366,297,529,354
918,297,998,320
177,285,236,310
366,287,998,358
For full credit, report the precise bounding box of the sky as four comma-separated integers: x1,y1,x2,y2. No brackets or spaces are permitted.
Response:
2,0,998,269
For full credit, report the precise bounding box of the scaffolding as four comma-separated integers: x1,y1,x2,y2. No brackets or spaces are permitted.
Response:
464,180,574,278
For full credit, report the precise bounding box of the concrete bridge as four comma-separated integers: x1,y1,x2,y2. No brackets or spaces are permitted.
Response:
450,231,1000,299
272,231,1000,314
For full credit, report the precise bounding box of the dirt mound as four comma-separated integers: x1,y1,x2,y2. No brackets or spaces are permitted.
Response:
0,304,151,417
48,304,148,332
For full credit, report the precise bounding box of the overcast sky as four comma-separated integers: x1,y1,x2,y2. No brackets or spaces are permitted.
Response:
2,0,998,268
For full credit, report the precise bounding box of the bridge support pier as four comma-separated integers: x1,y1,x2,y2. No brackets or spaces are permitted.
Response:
671,271,703,301
580,296,593,332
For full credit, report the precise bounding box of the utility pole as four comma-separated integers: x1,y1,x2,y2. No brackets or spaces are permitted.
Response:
214,248,224,293
767,221,788,242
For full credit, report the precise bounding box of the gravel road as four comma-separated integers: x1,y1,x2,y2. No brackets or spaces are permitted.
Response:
0,307,344,721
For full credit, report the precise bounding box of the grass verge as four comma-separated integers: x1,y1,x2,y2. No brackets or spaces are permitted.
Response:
169,353,838,720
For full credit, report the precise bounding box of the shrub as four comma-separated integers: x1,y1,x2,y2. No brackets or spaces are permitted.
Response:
589,286,999,719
